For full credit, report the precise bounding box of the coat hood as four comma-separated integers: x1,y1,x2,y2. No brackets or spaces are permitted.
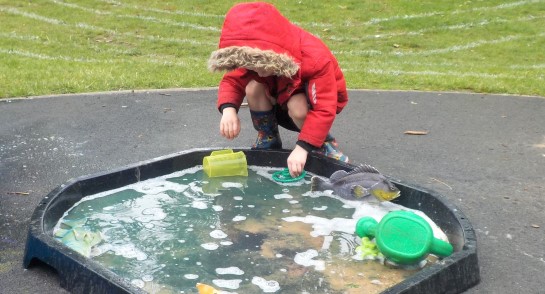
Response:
208,2,301,78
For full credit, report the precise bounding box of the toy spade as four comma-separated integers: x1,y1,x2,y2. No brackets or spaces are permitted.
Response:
355,210,453,265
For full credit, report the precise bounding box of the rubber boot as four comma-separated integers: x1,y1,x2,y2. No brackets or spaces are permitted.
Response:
314,134,349,162
250,110,282,149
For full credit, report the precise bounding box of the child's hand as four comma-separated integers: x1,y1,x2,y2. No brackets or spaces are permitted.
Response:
287,145,308,177
220,107,240,140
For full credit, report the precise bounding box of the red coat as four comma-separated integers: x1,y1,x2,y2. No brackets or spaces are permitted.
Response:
211,2,348,148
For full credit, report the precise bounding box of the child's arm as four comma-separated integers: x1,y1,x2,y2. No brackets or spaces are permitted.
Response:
220,107,240,140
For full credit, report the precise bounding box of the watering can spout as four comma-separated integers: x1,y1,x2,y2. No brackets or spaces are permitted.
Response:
431,237,454,257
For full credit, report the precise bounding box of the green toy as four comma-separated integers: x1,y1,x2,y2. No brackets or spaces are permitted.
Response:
355,210,453,265
355,237,382,259
272,168,306,183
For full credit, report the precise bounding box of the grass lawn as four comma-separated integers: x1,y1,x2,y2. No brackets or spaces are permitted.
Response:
1,0,544,98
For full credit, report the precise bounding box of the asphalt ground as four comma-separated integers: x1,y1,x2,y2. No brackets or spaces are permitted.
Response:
1,89,544,294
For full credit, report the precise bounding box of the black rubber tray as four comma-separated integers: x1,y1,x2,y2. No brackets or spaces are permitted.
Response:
23,148,480,293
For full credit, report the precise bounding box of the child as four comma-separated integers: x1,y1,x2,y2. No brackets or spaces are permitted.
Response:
208,2,349,177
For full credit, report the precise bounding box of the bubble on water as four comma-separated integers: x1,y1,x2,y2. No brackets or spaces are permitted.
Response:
247,205,255,208
313,206,327,211
142,274,153,282
216,266,244,275
294,249,325,271
274,193,292,199
192,201,207,209
233,196,243,201
289,200,299,204
104,243,148,261
210,230,228,239
212,205,223,211
213,279,242,290
131,279,145,288
282,209,290,213
252,276,280,293
184,274,199,280
220,241,233,246
178,239,186,243
232,215,246,222
136,207,167,223
201,242,219,250
282,188,289,193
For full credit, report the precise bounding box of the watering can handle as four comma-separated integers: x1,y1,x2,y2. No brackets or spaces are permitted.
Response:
430,238,454,257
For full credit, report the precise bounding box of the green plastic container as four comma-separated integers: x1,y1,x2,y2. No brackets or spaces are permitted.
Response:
355,210,453,265
203,149,248,177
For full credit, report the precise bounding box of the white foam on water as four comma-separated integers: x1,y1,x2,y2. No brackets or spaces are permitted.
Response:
291,190,449,241
223,182,244,189
131,279,145,288
220,241,233,246
294,249,325,271
313,206,328,211
58,166,201,210
210,230,228,239
274,193,293,200
233,196,243,201
212,205,223,211
191,201,208,210
282,209,290,213
142,274,153,282
251,276,281,293
213,279,242,290
96,243,148,260
289,200,299,204
184,274,199,280
216,267,244,275
201,243,219,250
232,216,246,222
283,215,355,238
138,207,167,222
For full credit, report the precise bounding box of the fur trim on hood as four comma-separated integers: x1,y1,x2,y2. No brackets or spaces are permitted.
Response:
208,46,299,78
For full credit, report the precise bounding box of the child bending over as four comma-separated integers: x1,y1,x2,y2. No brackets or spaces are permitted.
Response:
208,2,349,177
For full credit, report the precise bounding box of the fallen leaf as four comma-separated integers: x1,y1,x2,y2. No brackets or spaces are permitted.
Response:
404,130,428,135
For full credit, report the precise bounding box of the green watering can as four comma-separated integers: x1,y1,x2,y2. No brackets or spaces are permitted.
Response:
355,210,454,265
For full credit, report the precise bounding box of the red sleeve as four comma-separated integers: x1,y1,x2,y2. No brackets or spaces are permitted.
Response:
298,61,338,147
216,69,251,112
